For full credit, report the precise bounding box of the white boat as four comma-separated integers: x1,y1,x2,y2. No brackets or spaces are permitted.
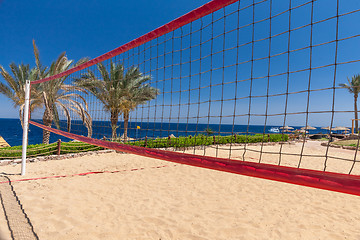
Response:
269,127,280,133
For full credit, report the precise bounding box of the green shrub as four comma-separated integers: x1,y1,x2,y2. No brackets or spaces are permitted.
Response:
125,134,289,149
0,141,104,159
0,133,289,159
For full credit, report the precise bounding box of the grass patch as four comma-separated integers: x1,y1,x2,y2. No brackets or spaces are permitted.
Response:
332,139,360,147
0,141,104,159
313,138,329,141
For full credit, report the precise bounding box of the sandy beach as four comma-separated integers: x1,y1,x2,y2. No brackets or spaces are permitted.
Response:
0,141,359,239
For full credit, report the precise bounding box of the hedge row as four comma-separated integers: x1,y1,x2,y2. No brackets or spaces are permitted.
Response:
0,141,104,159
0,134,288,159
126,134,288,148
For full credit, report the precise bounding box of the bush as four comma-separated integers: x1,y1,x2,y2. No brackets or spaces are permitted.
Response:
125,134,288,149
0,133,289,159
0,141,104,159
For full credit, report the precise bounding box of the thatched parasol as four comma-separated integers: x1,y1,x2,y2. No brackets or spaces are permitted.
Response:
301,125,316,130
321,126,332,131
331,126,350,131
0,136,10,148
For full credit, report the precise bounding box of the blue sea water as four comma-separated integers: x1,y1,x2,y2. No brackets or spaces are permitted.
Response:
0,118,330,147
0,118,73,146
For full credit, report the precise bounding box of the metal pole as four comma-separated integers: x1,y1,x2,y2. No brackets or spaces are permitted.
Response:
21,80,31,176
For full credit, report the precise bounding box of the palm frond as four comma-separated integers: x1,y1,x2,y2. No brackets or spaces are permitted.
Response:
33,39,48,79
69,104,93,137
58,93,88,110
0,82,17,102
74,57,90,67
97,63,110,83
0,65,19,94
56,102,72,132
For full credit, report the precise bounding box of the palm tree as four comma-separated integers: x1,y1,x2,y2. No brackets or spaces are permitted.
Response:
74,62,159,140
118,66,159,140
0,63,42,128
339,74,360,133
32,40,92,143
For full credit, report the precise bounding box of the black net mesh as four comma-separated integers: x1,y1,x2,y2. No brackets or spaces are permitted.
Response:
30,0,360,175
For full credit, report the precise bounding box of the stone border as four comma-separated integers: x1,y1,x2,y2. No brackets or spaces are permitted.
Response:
157,141,295,151
320,142,358,150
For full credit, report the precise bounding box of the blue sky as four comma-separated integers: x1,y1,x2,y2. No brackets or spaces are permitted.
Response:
0,0,207,117
0,0,209,67
1,0,360,128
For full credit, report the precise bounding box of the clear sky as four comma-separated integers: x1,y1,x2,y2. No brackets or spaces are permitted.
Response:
1,0,360,127
0,0,207,117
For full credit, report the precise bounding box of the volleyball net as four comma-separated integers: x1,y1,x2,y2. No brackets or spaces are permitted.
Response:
27,0,360,195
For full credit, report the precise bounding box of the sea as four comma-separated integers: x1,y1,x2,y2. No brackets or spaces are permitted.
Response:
0,118,331,147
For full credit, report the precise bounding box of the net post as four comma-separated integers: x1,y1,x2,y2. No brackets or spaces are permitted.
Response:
21,80,31,176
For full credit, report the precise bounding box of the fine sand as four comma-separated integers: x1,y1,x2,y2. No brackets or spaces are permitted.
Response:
0,141,359,239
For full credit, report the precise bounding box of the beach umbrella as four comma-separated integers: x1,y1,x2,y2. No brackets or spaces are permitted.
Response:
0,136,10,148
331,127,350,135
331,126,350,131
321,126,332,134
301,125,316,130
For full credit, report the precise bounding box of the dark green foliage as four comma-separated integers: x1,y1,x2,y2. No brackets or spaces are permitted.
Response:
0,134,288,159
204,127,214,136
0,141,104,159
126,134,288,148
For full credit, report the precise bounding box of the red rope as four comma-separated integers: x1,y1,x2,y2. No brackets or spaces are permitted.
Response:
0,165,174,184
31,0,238,85
28,121,360,196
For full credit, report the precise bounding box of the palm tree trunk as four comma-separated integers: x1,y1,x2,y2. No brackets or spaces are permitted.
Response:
42,108,53,144
110,110,119,140
86,123,92,138
19,110,24,129
123,111,130,141
355,94,358,133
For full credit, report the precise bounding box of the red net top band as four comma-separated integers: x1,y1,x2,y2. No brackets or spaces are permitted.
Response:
31,0,238,85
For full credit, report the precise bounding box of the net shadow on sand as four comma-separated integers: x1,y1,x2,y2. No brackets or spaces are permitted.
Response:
0,175,39,240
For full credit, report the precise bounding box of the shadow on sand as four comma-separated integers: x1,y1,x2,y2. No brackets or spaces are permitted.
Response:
0,175,39,240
